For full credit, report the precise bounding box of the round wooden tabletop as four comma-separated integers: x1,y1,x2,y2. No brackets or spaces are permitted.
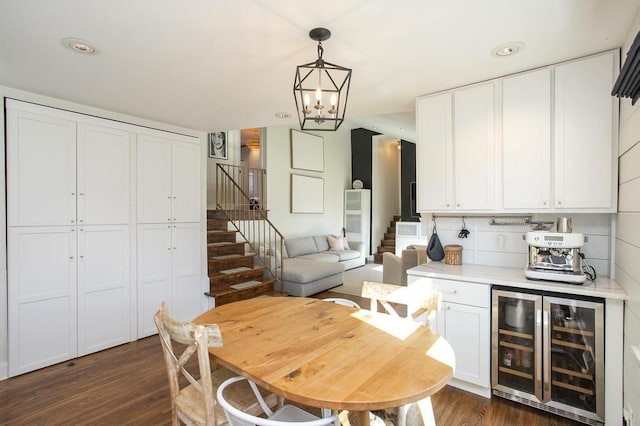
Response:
194,297,454,412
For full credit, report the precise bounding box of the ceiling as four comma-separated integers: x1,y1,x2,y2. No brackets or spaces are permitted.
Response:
1,0,638,142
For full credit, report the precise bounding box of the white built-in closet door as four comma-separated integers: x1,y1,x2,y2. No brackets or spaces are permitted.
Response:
8,226,77,376
77,225,130,356
137,223,173,337
171,141,201,223
172,222,202,322
77,123,131,225
137,134,172,224
7,109,76,226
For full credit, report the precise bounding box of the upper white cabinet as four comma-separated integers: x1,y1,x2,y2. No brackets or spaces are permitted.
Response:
137,133,201,223
7,106,131,226
553,52,618,210
416,82,495,211
502,68,552,209
417,50,618,213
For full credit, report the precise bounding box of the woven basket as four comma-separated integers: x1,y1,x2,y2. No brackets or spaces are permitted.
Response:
444,244,463,265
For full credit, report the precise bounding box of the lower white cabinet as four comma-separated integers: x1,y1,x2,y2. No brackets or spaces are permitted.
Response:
8,224,130,376
412,277,491,396
137,222,202,338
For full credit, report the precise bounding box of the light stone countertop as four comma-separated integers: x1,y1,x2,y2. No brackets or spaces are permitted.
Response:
407,262,627,300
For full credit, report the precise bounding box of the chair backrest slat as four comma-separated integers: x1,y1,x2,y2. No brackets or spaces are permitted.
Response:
361,281,441,327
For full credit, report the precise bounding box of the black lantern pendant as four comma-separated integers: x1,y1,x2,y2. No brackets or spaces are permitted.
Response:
293,28,352,131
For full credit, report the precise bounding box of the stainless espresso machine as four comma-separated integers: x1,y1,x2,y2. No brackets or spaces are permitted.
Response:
524,229,587,284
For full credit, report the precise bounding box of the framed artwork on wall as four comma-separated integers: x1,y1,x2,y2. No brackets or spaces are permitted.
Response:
291,174,324,213
291,129,323,172
208,131,227,159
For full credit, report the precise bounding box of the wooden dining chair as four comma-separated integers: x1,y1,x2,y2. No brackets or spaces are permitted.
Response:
217,376,340,426
360,280,441,328
154,302,278,426
321,297,361,309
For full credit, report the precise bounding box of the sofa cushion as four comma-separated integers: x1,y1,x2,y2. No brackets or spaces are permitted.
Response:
282,258,344,284
333,249,361,261
313,235,330,252
285,237,319,257
298,253,340,263
327,234,346,250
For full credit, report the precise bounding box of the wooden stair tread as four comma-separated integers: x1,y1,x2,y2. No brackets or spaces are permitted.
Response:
211,254,244,260
229,280,263,290
219,266,252,274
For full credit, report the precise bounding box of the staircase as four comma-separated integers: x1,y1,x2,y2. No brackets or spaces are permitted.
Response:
204,209,281,306
373,215,401,264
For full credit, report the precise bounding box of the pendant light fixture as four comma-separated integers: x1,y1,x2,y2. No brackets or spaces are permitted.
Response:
293,28,352,131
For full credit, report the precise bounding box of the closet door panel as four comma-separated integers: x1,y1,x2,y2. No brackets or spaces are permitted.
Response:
7,109,76,226
171,140,201,223
137,135,172,223
8,227,77,376
172,223,203,322
77,124,131,225
77,225,130,356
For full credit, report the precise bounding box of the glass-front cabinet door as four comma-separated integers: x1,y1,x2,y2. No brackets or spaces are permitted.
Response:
492,289,543,401
543,296,604,423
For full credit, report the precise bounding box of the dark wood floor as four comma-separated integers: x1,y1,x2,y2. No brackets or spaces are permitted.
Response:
0,293,580,425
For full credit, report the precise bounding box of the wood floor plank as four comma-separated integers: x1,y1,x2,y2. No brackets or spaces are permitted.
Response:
0,300,580,425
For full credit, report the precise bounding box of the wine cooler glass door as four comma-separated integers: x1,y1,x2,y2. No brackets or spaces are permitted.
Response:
543,296,604,423
492,289,542,402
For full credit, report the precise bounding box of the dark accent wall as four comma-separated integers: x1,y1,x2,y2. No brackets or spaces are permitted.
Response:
350,128,379,189
400,140,419,221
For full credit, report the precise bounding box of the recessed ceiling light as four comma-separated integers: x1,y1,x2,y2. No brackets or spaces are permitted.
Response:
275,112,291,119
62,38,98,55
491,42,524,58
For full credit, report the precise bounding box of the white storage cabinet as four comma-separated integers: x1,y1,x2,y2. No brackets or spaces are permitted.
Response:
136,132,202,337
416,82,496,212
409,276,491,397
7,101,132,376
344,189,371,258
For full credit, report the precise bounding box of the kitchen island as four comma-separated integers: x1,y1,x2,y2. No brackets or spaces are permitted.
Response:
407,262,626,425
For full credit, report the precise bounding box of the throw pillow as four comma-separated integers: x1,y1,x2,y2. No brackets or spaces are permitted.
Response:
327,234,345,251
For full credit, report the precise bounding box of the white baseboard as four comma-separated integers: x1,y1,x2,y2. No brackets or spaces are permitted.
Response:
0,361,8,381
447,378,492,398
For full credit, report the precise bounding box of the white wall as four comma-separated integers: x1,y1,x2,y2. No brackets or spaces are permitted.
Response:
0,86,207,380
372,136,400,256
616,9,640,421
422,214,612,274
264,124,352,238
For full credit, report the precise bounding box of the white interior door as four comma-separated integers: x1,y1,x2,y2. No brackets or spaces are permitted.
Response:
7,108,76,226
77,225,130,356
8,226,77,376
77,123,131,225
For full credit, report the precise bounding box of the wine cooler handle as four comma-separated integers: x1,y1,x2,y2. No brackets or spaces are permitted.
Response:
536,309,542,327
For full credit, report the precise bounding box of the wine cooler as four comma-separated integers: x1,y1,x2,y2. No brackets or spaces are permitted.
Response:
491,287,604,425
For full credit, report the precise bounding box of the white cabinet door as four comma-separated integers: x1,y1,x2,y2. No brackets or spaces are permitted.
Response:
137,134,172,224
454,83,495,210
416,93,454,211
77,123,131,225
554,52,618,210
438,302,490,387
502,68,552,209
7,109,76,226
137,223,173,337
8,226,77,376
77,225,130,356
172,141,201,223
172,223,203,322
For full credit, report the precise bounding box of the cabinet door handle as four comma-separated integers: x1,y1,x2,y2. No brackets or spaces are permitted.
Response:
71,192,75,196
442,289,457,294
69,256,74,260
168,196,172,199
173,196,176,199
79,192,84,196
456,203,461,208
70,219,75,223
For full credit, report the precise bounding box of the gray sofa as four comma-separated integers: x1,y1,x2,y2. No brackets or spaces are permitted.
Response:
279,235,365,297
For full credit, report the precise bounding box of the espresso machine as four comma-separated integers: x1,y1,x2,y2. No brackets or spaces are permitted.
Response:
524,218,587,284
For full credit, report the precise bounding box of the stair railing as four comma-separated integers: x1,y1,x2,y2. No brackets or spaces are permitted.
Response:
216,164,284,292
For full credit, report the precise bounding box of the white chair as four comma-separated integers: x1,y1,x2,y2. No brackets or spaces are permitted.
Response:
321,297,361,309
217,376,339,426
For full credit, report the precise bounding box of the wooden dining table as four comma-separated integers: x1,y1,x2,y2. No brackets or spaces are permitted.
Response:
194,297,455,425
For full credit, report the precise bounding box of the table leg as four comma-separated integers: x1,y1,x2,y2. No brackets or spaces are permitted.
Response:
358,411,370,426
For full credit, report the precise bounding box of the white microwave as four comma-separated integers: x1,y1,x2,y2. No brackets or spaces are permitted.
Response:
395,222,427,238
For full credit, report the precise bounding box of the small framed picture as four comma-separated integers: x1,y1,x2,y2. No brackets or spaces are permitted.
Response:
208,132,227,159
